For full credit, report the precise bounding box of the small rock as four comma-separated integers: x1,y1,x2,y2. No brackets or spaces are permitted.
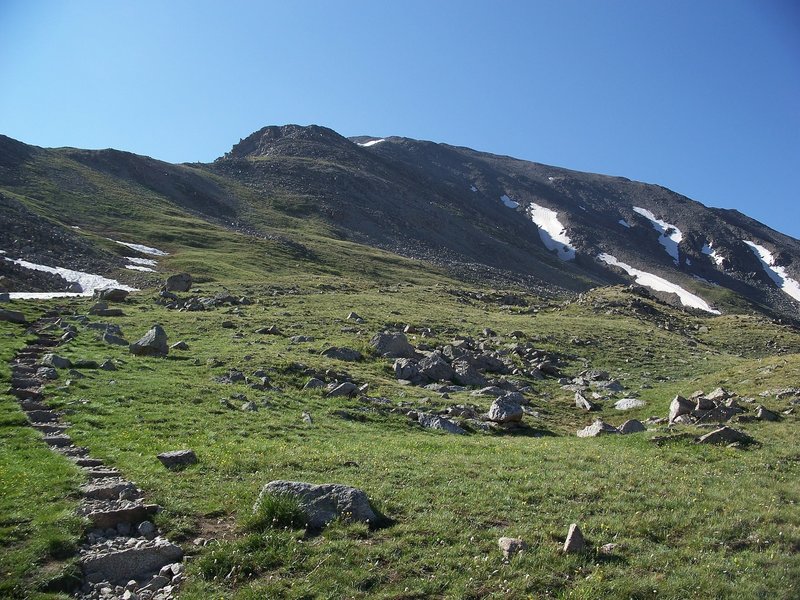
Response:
417,412,466,435
498,537,527,558
575,391,599,411
303,378,326,390
327,381,358,397
755,405,780,421
302,412,313,424
577,419,619,437
170,341,189,351
563,523,585,553
156,449,197,469
137,521,156,539
614,398,646,410
618,419,646,434
130,325,169,357
321,347,363,362
41,353,72,369
599,543,618,555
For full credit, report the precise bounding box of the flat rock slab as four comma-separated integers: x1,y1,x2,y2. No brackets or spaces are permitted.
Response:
82,540,183,584
614,398,646,410
85,503,159,529
417,413,466,435
696,426,754,446
256,480,378,529
321,347,363,362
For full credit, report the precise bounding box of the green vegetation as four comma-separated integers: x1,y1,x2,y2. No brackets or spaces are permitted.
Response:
1,274,799,598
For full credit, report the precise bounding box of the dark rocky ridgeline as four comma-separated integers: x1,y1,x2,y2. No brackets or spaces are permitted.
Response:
6,313,184,599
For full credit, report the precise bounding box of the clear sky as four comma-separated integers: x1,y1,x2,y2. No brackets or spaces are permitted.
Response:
1,0,798,238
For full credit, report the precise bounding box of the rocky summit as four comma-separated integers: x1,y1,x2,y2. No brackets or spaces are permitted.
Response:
0,126,798,599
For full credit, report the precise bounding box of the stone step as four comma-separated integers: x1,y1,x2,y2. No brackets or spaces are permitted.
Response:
82,468,122,479
75,457,105,468
43,434,73,448
11,377,45,388
31,422,69,435
84,502,159,529
26,409,60,423
81,540,183,586
81,478,141,501
19,399,49,411
31,337,59,347
55,445,90,458
11,366,37,376
11,388,43,401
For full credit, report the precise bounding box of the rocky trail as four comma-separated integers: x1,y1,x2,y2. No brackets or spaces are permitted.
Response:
7,314,184,600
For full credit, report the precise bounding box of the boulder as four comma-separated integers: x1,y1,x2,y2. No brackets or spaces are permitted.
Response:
164,273,192,292
41,353,72,369
705,387,731,402
418,353,455,382
668,395,694,423
130,325,169,356
577,419,620,437
563,523,586,553
0,308,26,324
303,378,326,390
487,393,524,423
156,449,197,469
321,347,363,362
94,288,130,302
417,413,466,434
755,405,780,421
696,426,754,445
614,398,646,410
103,332,130,346
255,480,378,529
619,419,646,434
369,332,416,358
451,358,486,387
575,391,599,411
498,537,527,559
327,382,358,397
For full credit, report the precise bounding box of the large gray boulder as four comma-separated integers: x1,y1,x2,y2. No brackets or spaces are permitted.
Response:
321,347,363,362
369,332,416,358
418,353,455,382
130,325,169,356
487,393,524,423
619,419,646,434
165,273,192,292
255,480,378,529
417,412,466,434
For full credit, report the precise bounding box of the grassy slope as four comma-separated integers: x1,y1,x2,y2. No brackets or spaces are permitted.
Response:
1,278,798,599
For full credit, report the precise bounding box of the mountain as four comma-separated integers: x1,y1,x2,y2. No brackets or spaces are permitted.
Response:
1,125,798,319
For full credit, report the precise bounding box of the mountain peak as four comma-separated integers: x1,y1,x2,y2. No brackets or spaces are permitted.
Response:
221,124,354,160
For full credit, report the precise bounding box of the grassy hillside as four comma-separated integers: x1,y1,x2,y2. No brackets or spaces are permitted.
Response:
2,276,798,599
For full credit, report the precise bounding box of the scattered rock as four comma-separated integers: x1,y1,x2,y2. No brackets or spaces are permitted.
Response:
487,393,524,423
94,288,130,302
41,353,72,369
575,391,599,411
156,449,197,469
563,523,586,553
451,358,486,387
165,273,192,292
255,325,282,335
303,378,326,390
0,308,27,324
755,405,780,421
130,325,169,357
498,537,527,558
255,480,379,529
599,543,618,555
369,332,416,358
696,426,754,445
80,540,183,585
418,353,455,382
346,311,363,321
321,347,363,362
618,419,646,434
668,395,694,423
302,411,313,424
417,412,466,434
103,332,130,346
614,398,646,410
327,381,358,397
577,419,620,437
170,340,189,350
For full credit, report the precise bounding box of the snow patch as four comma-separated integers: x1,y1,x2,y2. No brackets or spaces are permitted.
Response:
111,240,168,256
358,138,385,147
500,194,519,209
701,243,725,267
743,241,800,303
632,206,682,264
598,253,720,314
5,257,137,299
126,257,158,266
528,203,576,261
125,265,156,272
618,219,631,228
470,185,478,192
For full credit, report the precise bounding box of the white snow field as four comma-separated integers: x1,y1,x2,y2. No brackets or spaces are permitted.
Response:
500,194,520,209
743,241,800,303
701,243,726,267
527,203,576,261
5,257,137,299
598,253,721,314
632,206,683,264
357,139,385,147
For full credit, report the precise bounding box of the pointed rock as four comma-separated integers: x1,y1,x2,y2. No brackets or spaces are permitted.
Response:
563,523,586,553
577,419,619,437
130,325,169,356
668,395,694,423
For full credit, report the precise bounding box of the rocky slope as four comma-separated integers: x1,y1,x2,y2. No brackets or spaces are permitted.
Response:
1,127,798,319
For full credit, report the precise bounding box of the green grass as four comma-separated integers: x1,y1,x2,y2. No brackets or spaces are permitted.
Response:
1,279,799,598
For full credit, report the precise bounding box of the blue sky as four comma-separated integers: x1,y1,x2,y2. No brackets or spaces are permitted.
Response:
1,0,798,238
